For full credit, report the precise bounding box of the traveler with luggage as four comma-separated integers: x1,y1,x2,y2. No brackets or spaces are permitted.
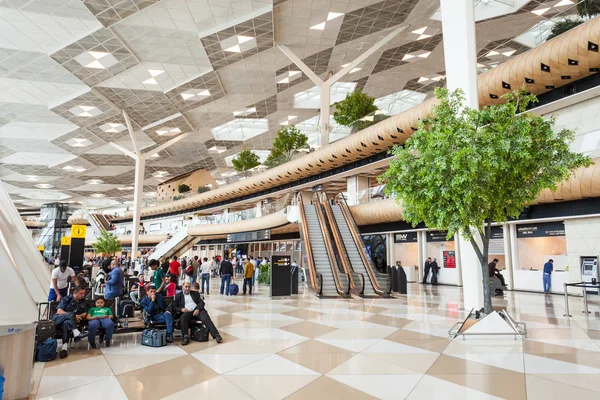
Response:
243,258,254,295
104,259,124,300
199,257,211,294
48,260,80,302
86,297,115,349
52,286,88,359
173,282,222,345
219,256,234,295
140,287,174,343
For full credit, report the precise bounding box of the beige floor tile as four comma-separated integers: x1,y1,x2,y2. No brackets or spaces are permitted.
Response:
280,321,338,338
348,305,389,314
538,352,600,369
385,331,450,353
225,375,318,400
531,373,600,393
215,304,254,313
524,339,587,354
327,353,418,375
430,373,527,400
362,314,413,328
427,354,518,375
364,353,440,373
42,355,113,377
527,327,591,340
198,338,305,354
282,308,325,320
526,375,600,399
117,355,218,400
162,376,254,400
317,327,398,340
41,348,104,367
285,375,378,400
279,352,356,374
105,353,185,375
279,339,356,355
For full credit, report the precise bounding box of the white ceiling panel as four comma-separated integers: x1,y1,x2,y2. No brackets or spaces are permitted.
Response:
0,121,77,140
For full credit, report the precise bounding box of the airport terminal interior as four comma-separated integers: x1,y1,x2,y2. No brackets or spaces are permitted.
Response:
2,0,600,399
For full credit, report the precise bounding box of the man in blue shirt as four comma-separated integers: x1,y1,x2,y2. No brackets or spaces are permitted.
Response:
105,259,124,299
141,286,174,343
543,259,553,294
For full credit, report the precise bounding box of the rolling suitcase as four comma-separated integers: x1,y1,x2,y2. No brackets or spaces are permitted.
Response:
229,283,239,296
36,303,55,348
118,299,135,318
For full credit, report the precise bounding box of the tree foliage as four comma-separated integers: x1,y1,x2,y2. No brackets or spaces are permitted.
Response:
178,183,191,194
231,148,261,176
380,88,591,313
546,18,584,41
333,89,378,130
197,185,211,193
93,230,122,255
577,0,600,17
264,125,308,167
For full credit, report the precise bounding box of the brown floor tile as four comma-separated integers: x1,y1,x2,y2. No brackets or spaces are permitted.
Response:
527,375,600,399
365,353,440,373
285,376,378,400
211,313,248,328
427,354,517,375
279,339,356,355
385,330,450,352
348,305,389,314
279,321,338,338
117,355,218,400
524,339,587,355
280,352,355,374
214,304,253,313
176,332,237,353
587,329,600,340
531,373,600,393
362,315,412,328
431,373,527,400
527,327,590,340
282,308,324,320
41,347,103,367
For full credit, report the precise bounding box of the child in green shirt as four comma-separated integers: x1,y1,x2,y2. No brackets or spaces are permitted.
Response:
86,298,114,349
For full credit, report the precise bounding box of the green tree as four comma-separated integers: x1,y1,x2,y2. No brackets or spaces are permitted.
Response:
577,0,600,17
546,18,584,41
264,125,308,167
333,89,378,131
380,88,591,314
178,183,191,194
197,185,211,194
93,230,122,255
231,148,261,177
258,261,271,285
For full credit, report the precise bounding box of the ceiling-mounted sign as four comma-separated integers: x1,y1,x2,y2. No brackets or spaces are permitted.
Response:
312,184,323,192
227,229,271,243
394,232,418,243
517,221,565,238
426,230,454,242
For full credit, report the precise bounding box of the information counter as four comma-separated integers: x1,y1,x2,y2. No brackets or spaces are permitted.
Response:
513,269,570,293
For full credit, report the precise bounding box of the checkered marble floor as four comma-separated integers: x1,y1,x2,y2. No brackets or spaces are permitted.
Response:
31,282,600,400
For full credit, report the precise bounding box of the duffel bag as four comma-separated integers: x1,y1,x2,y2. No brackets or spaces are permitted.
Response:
141,328,167,347
191,324,209,342
36,338,57,362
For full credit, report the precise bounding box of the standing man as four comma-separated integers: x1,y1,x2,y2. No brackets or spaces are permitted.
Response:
199,257,212,294
190,256,200,285
422,257,432,284
173,282,222,345
243,258,255,295
104,259,124,300
150,259,166,294
141,286,174,343
543,259,554,294
430,257,439,284
219,256,234,295
169,255,181,277
49,260,80,302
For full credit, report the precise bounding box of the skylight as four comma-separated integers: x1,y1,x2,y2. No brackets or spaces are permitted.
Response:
211,119,269,141
310,12,344,30
375,90,427,115
294,82,357,109
74,51,119,69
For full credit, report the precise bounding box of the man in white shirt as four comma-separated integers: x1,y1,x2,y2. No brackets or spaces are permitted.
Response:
199,257,212,294
173,282,222,345
49,260,80,302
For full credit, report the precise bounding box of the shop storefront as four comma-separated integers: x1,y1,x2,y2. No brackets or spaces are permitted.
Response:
393,232,419,281
513,221,568,293
426,231,458,285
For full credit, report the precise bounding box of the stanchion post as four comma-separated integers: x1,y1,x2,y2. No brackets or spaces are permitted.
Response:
563,283,572,317
582,284,590,314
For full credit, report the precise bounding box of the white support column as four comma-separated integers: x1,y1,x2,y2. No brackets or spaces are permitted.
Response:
131,156,145,259
440,0,482,310
320,82,331,145
502,223,514,290
255,201,263,218
508,223,519,289
418,231,426,282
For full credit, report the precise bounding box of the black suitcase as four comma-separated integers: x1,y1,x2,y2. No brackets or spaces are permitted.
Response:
431,275,438,285
118,299,135,318
191,324,209,342
36,303,56,348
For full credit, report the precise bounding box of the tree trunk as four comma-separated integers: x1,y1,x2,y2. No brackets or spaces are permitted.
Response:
479,252,493,315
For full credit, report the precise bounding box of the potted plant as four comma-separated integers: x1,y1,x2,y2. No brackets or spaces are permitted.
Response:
92,230,122,256
264,125,309,168
333,89,379,132
380,88,591,315
231,148,261,177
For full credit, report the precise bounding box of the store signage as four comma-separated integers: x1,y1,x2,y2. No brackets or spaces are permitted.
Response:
491,226,504,239
516,221,565,238
227,229,271,243
443,250,456,268
394,232,418,243
272,255,291,267
426,230,454,242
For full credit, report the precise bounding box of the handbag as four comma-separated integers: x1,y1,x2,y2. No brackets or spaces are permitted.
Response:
191,324,209,342
141,328,167,347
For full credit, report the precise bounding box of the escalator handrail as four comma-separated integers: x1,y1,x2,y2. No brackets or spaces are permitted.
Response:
296,193,322,296
312,192,351,296
335,194,391,296
318,193,361,295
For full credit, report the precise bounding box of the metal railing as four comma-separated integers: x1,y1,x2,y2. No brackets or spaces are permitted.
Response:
296,192,322,296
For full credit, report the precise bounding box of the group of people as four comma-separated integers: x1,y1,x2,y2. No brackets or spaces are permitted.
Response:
422,257,439,284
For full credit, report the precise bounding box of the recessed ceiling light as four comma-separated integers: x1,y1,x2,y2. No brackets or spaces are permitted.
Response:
554,0,573,7
181,90,210,100
531,7,550,15
156,127,181,136
208,146,227,153
327,12,344,21
502,50,516,57
237,35,254,44
88,179,103,185
27,175,37,181
150,153,160,158
310,22,326,30
90,193,105,198
69,105,101,118
280,115,298,125
100,122,126,133
117,186,134,190
86,60,105,69
412,27,427,35
224,44,242,53
35,183,53,189
487,50,500,57
341,63,361,74
402,54,415,61
142,77,158,85
418,52,431,58
418,77,430,83
148,69,164,77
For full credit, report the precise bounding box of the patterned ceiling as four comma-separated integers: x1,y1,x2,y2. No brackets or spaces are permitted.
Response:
0,0,581,209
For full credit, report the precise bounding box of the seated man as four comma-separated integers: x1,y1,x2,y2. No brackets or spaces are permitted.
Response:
488,258,506,286
173,282,222,345
86,298,115,349
140,286,174,343
129,274,146,305
51,286,88,359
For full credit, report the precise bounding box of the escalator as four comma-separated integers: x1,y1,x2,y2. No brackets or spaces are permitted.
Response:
322,194,391,297
87,212,111,234
297,193,350,297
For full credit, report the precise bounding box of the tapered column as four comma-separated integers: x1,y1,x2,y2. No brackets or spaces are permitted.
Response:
131,156,145,259
320,82,331,144
440,0,482,310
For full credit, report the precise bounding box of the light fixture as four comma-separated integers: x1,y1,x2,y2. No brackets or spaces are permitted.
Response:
90,193,105,198
35,184,53,189
27,176,37,181
74,51,119,70
554,0,574,7
279,115,298,126
87,179,103,184
233,107,257,117
310,22,326,30
180,89,210,100
68,138,91,147
69,105,101,118
62,166,86,172
310,12,343,30
411,27,433,40
99,122,126,133
277,70,301,84
208,146,227,153
118,186,134,190
341,63,361,74
531,7,550,16
223,35,256,52
150,153,160,158
487,50,499,57
156,127,181,136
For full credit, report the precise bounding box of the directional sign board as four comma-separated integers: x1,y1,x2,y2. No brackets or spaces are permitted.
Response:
71,225,86,238
270,255,292,298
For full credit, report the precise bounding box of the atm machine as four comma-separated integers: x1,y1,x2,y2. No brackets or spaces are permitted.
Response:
581,256,599,294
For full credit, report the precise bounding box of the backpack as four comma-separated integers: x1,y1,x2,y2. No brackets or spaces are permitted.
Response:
94,270,106,295
229,283,239,296
118,299,135,318
36,338,57,362
186,264,193,276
